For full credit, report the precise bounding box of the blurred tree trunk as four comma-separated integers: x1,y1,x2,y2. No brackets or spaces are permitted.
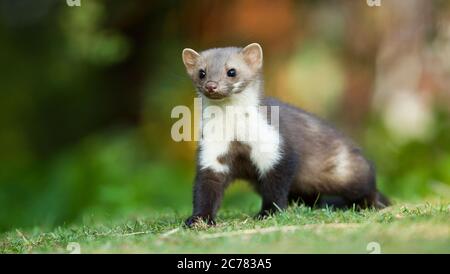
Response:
102,1,183,125
373,0,433,107
339,1,382,131
372,0,435,141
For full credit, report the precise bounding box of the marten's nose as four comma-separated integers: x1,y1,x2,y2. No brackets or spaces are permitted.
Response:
205,81,218,93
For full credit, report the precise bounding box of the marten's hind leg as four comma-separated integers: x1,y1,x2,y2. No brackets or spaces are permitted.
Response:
288,191,378,209
342,190,390,209
288,192,321,208
331,156,390,209
338,170,390,210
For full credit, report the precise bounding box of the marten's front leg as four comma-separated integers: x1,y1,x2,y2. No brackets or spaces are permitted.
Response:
185,168,230,227
256,151,298,219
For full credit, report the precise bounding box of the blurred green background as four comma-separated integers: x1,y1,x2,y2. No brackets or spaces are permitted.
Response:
0,0,449,231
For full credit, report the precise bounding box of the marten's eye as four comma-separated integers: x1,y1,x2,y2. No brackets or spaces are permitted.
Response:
227,68,236,77
199,69,206,79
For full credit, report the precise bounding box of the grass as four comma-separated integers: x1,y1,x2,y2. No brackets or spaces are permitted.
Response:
1,202,449,254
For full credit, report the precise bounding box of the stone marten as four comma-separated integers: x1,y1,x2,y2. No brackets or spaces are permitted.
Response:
181,43,389,227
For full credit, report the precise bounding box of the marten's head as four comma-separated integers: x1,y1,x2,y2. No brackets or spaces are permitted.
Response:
182,43,263,100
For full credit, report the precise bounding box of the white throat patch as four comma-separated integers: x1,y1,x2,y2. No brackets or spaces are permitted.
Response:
198,83,283,176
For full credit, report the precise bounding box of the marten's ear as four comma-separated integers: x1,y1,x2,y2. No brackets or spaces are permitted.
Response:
241,43,263,71
182,48,200,74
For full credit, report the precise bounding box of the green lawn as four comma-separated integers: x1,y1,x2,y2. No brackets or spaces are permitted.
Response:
1,202,449,254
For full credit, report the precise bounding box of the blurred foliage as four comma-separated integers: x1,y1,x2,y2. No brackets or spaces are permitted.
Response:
365,109,450,200
0,0,449,231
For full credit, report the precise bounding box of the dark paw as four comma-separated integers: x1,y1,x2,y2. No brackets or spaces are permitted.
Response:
184,215,216,228
255,209,275,220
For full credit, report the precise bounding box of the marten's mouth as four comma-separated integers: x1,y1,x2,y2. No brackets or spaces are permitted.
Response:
203,92,227,100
